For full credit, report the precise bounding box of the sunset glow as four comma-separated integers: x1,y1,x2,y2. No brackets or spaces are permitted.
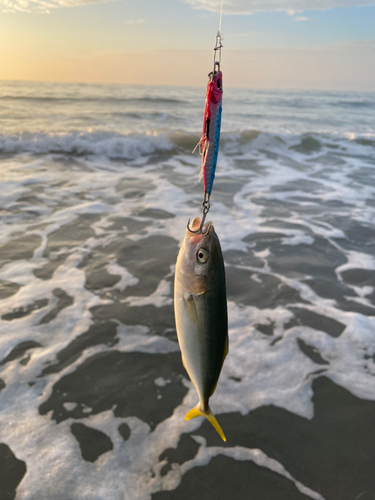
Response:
1,0,374,90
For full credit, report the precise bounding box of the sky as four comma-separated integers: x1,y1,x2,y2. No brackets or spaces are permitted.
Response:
0,0,374,90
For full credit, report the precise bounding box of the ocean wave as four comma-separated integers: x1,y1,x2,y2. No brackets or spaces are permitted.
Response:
354,137,375,147
0,129,373,159
0,131,174,159
0,95,186,105
332,100,375,109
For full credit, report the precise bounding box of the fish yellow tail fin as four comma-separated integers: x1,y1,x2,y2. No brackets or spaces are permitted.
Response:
185,403,226,442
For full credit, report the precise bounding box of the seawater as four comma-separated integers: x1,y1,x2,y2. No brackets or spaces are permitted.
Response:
0,80,375,500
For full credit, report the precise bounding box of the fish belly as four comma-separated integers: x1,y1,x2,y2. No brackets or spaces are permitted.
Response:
174,280,227,404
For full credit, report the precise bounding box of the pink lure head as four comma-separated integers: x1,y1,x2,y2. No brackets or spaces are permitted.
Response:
202,70,223,135
210,70,223,104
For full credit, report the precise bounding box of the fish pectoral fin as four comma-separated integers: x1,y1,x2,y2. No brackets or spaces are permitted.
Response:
184,403,226,442
182,292,199,323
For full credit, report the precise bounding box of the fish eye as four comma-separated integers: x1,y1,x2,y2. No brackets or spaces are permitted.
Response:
197,248,209,264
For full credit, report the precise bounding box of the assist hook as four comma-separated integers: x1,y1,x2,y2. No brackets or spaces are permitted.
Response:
187,192,210,233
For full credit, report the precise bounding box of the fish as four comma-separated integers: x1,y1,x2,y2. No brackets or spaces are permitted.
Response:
174,216,228,441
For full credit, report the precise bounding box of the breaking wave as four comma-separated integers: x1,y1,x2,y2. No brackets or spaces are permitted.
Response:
0,131,174,159
0,129,374,160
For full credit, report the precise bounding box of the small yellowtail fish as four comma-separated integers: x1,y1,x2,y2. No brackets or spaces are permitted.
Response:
174,216,228,441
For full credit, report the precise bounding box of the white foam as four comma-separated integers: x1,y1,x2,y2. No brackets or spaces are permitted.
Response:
157,441,324,500
1,85,375,500
105,262,139,292
336,251,375,274
123,279,173,308
154,377,171,388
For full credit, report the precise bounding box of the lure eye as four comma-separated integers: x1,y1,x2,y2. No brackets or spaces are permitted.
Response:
197,248,209,264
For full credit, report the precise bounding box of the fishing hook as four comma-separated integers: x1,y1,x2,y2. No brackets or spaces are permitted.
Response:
187,192,211,234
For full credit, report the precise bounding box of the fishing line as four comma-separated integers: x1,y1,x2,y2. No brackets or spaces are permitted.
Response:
218,0,224,33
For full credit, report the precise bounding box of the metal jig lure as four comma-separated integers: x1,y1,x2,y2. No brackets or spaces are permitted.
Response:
188,31,223,234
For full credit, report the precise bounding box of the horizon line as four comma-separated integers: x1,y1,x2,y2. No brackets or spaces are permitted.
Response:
1,78,374,94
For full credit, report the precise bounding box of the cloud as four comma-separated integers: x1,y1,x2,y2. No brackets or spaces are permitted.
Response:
123,18,147,24
183,0,375,15
0,0,117,13
294,16,309,20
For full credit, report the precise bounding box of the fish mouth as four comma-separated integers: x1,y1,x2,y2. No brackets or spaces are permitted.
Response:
187,217,213,236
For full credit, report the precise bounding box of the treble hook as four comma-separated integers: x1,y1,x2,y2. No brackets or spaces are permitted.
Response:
187,192,211,234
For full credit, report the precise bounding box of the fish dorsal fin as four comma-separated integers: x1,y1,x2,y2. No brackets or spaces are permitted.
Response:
223,334,229,361
209,336,229,398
